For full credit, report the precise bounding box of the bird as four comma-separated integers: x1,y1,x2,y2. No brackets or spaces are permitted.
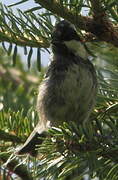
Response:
17,20,98,157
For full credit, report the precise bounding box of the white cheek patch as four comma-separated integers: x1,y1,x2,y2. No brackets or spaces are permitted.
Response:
64,40,88,59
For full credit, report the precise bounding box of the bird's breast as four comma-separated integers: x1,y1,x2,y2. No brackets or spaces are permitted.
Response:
37,57,97,127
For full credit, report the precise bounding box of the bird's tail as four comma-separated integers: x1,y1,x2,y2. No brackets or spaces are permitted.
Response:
17,130,46,157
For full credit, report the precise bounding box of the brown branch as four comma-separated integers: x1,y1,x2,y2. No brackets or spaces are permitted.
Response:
0,153,33,180
35,0,118,47
0,0,117,48
90,0,103,15
35,0,93,31
89,0,118,46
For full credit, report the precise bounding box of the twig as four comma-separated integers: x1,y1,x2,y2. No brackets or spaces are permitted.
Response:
35,0,118,47
0,31,49,48
0,153,33,180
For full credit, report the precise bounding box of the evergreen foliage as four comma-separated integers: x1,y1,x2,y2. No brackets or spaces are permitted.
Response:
0,0,118,179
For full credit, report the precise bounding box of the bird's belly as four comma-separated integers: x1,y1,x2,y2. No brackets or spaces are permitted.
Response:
37,63,97,127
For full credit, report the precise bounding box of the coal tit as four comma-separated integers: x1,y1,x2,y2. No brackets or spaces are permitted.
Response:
17,20,97,156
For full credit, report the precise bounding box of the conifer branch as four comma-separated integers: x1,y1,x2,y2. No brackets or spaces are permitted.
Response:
89,0,118,47
0,30,49,48
35,0,93,32
0,153,33,180
35,0,118,47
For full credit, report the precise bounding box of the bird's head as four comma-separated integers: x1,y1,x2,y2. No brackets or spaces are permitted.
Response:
51,20,81,43
51,20,88,59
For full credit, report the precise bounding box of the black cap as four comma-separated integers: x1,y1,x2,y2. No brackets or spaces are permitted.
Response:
51,20,81,43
